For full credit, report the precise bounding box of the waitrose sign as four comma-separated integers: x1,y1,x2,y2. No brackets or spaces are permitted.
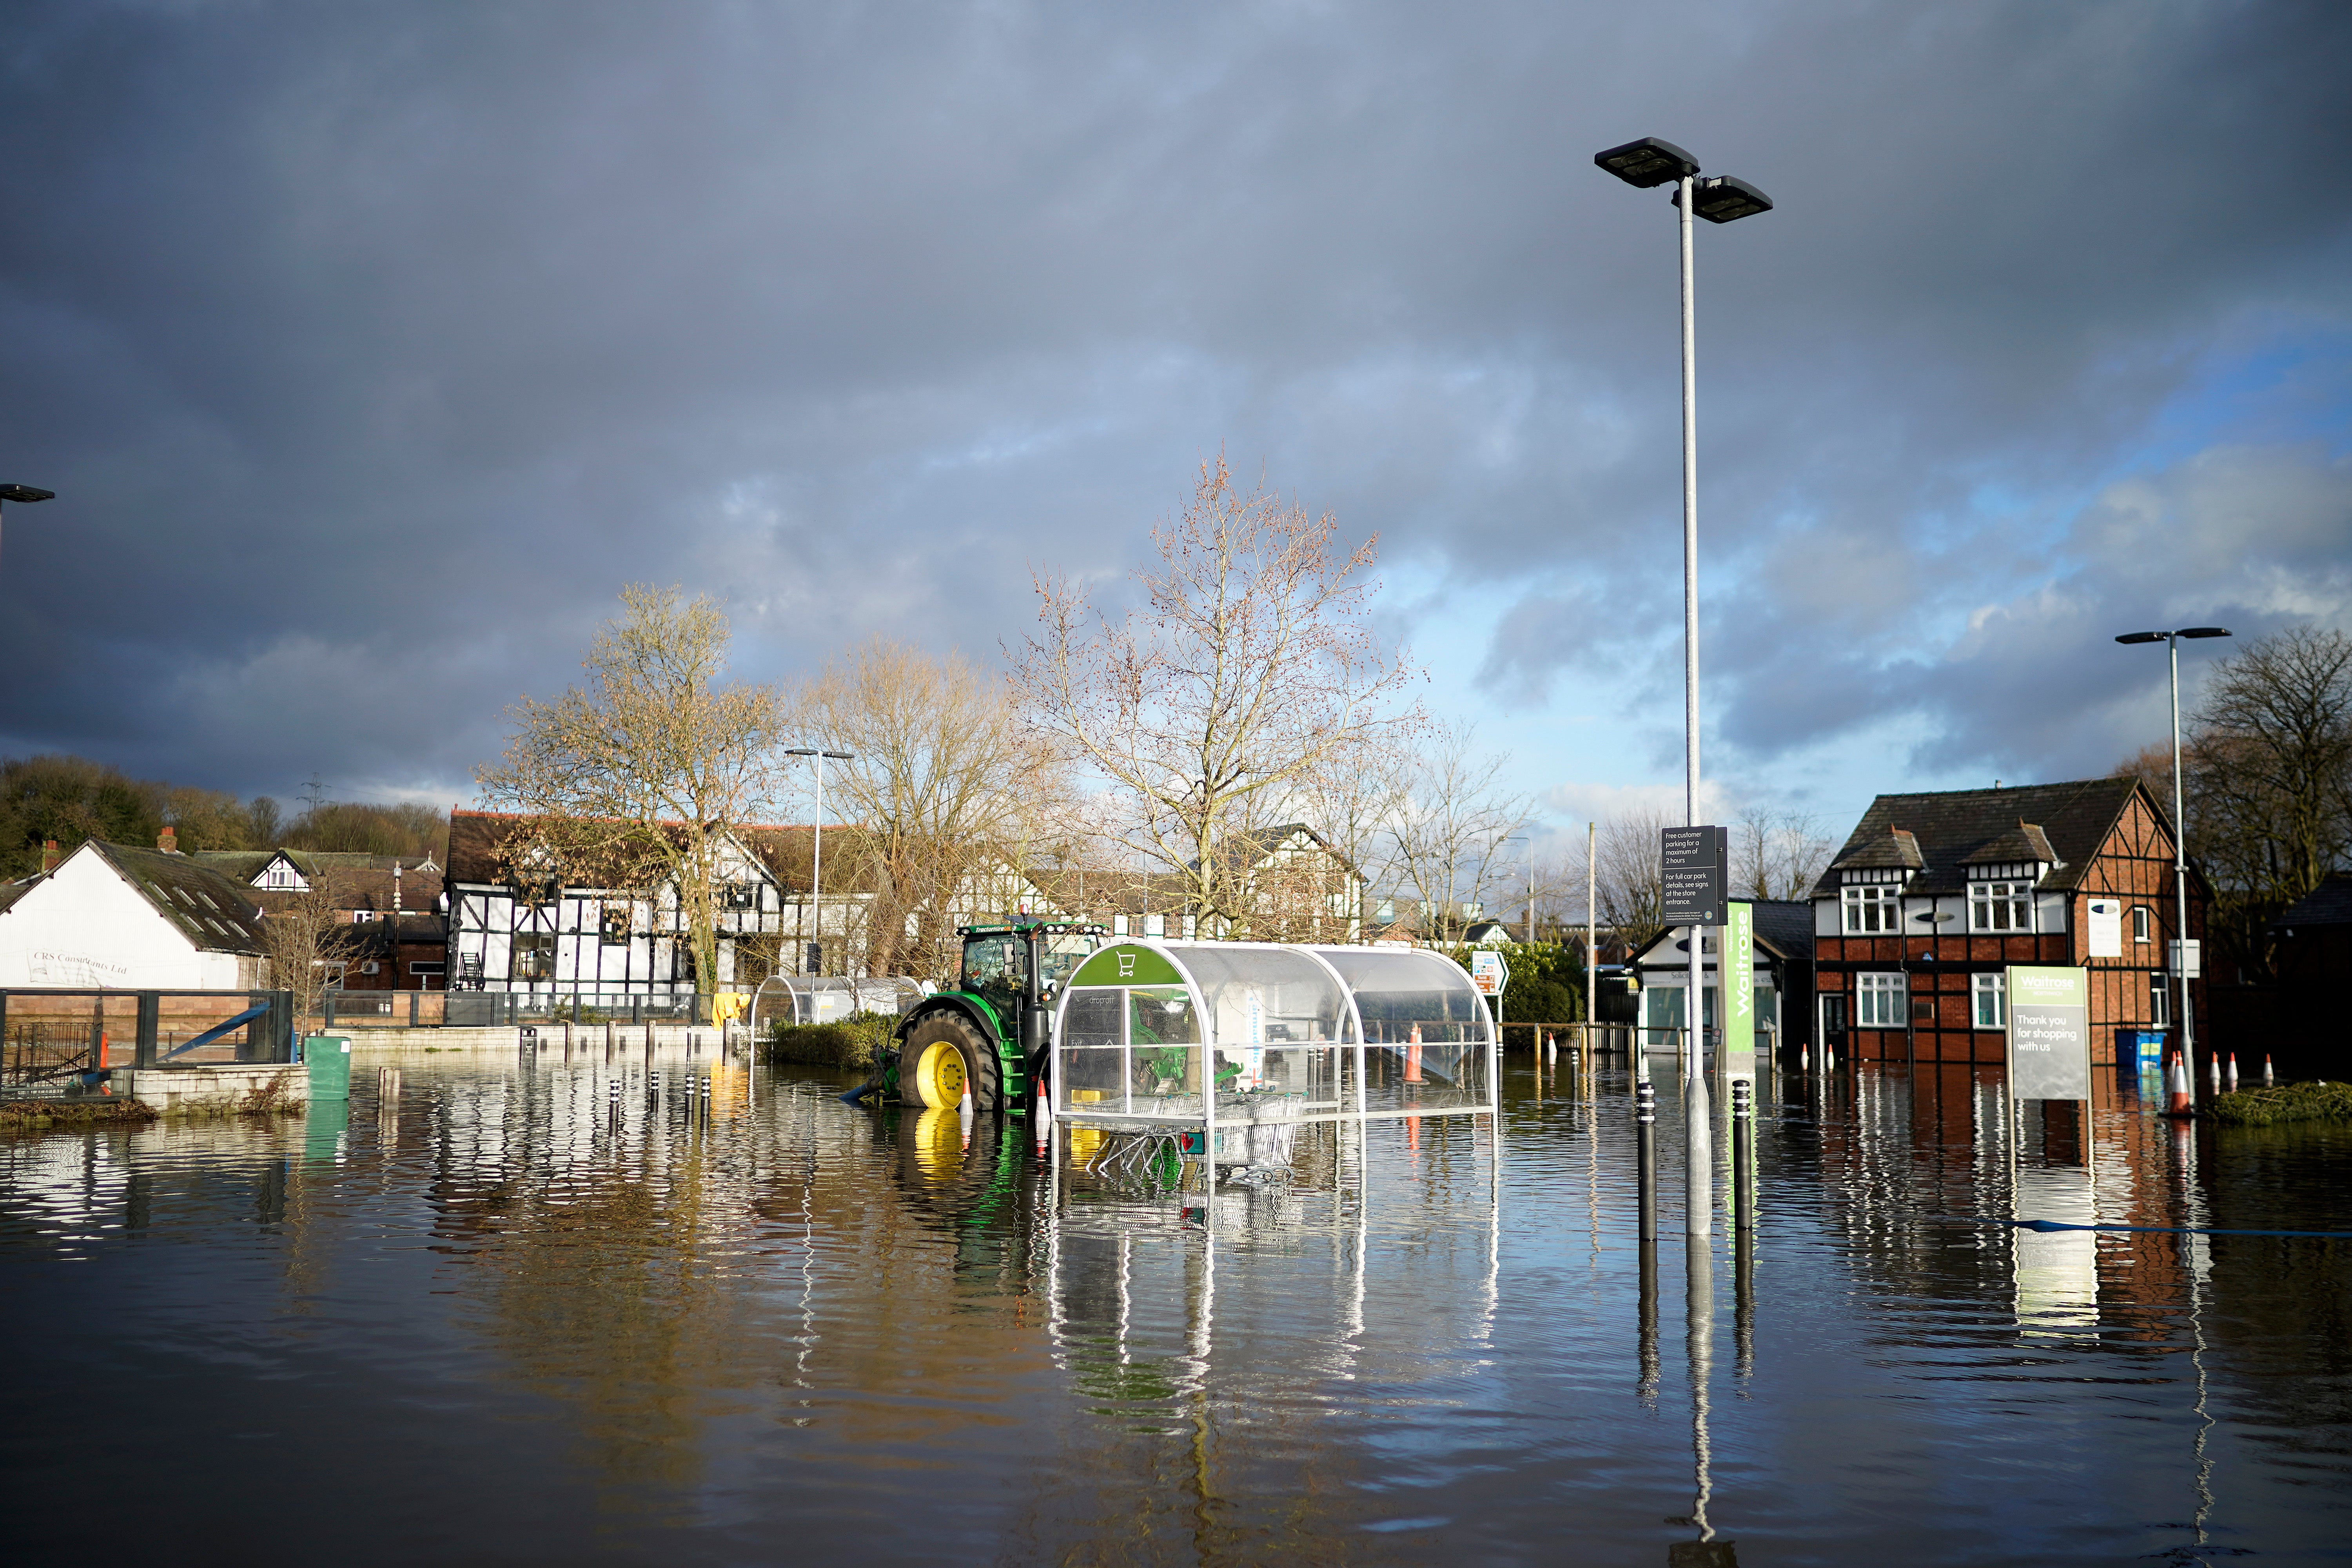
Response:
2006,965,2089,1102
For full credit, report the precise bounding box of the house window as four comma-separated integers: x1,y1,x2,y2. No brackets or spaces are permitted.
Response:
1972,972,2006,1030
723,883,758,911
1969,880,2033,932
1144,913,1165,938
1855,972,1906,1027
2132,906,2151,943
1114,914,1129,937
1843,885,1897,933
511,933,555,981
600,903,632,946
2149,972,2170,1027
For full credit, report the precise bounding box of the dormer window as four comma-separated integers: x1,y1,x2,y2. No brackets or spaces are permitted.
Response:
1842,884,1899,933
1969,878,2033,932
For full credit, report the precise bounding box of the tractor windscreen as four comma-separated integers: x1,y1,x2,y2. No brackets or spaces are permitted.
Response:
1039,933,1095,995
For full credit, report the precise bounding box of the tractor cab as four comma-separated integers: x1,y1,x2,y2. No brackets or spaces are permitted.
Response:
883,920,1105,1113
957,924,1099,1019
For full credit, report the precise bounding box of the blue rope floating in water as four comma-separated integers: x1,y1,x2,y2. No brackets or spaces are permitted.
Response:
1934,1213,2352,1240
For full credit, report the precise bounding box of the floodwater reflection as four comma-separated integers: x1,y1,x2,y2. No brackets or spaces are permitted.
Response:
0,1051,2347,1564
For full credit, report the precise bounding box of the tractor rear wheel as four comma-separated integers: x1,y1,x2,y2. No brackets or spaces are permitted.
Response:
899,1011,1000,1111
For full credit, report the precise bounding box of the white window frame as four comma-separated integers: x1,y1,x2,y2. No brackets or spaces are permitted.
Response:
1971,972,2006,1030
2149,971,2169,1027
1842,885,1898,933
2132,906,2151,943
1855,972,1906,1027
1968,880,2033,932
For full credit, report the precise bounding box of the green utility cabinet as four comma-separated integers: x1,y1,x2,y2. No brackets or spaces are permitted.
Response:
304,1034,352,1101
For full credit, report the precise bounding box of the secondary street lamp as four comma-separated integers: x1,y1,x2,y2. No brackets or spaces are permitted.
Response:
0,483,56,571
782,748,854,973
1595,137,1773,1238
2114,626,2230,1092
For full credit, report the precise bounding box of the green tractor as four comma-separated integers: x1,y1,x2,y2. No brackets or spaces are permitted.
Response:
885,921,1105,1112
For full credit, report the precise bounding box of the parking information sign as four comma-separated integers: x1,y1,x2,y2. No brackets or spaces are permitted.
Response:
1661,826,1728,927
2006,965,2090,1102
1469,949,1508,998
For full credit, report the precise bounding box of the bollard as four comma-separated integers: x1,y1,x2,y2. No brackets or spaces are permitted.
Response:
1731,1078,1755,1231
2264,1055,2275,1088
1635,1078,1657,1243
605,1020,615,1061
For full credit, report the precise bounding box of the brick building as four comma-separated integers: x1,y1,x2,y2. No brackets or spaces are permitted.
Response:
1810,777,2205,1067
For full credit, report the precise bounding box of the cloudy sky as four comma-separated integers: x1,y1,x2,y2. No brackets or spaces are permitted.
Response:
2,0,2346,846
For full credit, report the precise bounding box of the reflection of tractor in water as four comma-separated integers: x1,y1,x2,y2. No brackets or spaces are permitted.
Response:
877,921,1103,1111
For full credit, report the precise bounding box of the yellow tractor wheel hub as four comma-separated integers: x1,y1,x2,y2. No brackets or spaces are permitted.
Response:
913,1041,968,1109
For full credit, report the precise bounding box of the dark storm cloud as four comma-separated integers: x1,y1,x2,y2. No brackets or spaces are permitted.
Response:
0,0,2346,806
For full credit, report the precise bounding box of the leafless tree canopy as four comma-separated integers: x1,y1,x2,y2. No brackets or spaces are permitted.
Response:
1733,806,1834,902
1012,454,1421,932
797,636,1075,980
2138,624,2352,984
476,585,787,994
1384,721,1530,943
256,881,362,1027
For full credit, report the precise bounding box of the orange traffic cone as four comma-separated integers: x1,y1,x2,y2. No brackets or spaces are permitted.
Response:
2264,1055,2275,1087
1405,1023,1424,1084
2165,1053,2193,1119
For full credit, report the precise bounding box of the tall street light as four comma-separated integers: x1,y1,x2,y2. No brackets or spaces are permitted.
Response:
2115,626,2230,1089
783,747,855,973
1595,137,1773,1239
0,483,56,572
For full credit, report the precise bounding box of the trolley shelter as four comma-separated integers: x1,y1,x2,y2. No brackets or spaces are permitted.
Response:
1051,941,1498,1176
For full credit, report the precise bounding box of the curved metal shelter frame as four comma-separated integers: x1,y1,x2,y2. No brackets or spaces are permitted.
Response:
749,974,927,1036
1051,939,1498,1185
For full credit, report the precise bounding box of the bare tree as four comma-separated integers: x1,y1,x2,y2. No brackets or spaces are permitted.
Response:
1731,805,1834,901
796,637,1071,979
1385,721,1531,944
477,585,788,996
257,882,363,1031
1590,803,1675,954
1011,454,1421,935
1295,743,1409,936
2174,625,2352,983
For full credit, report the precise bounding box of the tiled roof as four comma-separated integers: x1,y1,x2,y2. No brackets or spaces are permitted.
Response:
2274,871,2352,930
1811,777,2150,899
1829,828,1922,872
446,809,872,894
1749,900,1816,960
87,840,269,954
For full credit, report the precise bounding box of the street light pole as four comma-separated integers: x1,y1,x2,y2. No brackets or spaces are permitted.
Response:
2115,627,2230,1092
784,747,855,973
1595,138,1773,1240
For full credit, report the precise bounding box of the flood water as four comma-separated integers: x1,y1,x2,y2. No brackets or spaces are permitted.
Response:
2,1049,2347,1566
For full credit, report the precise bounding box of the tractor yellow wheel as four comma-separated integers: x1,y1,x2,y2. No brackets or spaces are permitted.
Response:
898,1011,999,1110
913,1041,967,1108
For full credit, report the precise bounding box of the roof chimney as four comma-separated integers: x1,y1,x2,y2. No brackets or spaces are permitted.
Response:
41,839,61,874
158,825,179,853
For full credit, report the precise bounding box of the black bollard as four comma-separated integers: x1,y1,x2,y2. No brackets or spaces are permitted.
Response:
1731,1078,1755,1232
1637,1236,1660,1401
1636,1078,1658,1244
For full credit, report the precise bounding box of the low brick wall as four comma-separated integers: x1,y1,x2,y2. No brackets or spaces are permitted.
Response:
344,1024,748,1054
117,1062,307,1116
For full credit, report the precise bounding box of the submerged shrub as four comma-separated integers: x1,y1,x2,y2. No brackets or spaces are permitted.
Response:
766,1010,897,1070
2210,1080,2352,1127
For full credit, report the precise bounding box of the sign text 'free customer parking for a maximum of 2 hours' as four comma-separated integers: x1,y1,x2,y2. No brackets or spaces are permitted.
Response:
1661,825,1728,928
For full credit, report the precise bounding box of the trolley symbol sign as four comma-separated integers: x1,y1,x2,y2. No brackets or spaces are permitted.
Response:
1469,949,1509,997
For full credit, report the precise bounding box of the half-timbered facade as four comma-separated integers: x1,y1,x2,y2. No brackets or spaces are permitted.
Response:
1809,777,2205,1066
444,809,819,998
